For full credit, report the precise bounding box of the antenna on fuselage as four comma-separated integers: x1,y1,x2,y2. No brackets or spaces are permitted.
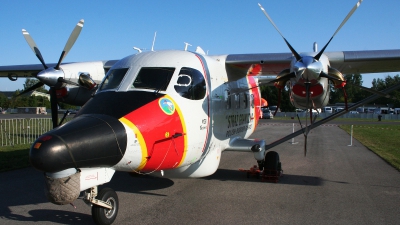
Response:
313,42,318,52
151,31,157,51
133,47,142,53
184,42,192,51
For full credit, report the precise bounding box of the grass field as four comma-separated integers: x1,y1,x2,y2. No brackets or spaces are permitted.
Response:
340,124,400,171
0,144,31,172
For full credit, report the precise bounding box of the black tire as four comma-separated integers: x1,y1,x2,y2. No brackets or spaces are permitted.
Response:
264,151,280,172
92,188,119,225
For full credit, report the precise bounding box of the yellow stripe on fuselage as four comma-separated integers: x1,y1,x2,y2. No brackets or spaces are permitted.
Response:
119,117,148,171
164,95,188,167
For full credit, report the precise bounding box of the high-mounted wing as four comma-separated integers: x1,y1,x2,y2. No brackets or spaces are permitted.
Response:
225,49,400,81
0,60,118,81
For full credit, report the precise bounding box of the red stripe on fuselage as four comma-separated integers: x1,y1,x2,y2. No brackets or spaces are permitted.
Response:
123,96,185,171
247,76,261,128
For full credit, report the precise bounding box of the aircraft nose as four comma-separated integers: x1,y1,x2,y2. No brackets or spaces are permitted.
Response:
30,114,127,173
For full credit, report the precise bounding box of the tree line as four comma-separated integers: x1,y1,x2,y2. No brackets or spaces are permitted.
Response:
0,78,74,110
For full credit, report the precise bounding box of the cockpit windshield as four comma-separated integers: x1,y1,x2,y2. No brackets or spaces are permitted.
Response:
99,68,129,91
130,67,175,91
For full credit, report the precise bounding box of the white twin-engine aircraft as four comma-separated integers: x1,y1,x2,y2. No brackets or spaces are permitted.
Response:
1,1,400,224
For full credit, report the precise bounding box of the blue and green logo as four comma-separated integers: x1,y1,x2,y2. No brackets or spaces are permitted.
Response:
159,98,175,115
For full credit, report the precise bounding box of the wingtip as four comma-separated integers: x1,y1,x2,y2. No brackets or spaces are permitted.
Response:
78,19,84,26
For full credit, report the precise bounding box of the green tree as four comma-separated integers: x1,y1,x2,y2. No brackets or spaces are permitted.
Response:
0,93,10,109
260,85,295,112
329,73,367,104
372,74,400,107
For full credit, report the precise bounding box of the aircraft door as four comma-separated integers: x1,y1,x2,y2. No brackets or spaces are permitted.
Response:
173,67,209,163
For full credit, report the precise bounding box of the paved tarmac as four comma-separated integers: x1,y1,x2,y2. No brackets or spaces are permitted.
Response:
0,120,399,224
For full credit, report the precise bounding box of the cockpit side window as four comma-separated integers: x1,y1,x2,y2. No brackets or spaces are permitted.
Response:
99,68,129,91
131,67,175,91
174,67,206,100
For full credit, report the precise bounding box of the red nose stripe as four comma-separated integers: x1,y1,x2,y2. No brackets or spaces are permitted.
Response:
122,95,186,171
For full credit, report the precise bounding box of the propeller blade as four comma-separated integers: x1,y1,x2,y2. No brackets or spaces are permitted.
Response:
49,88,59,129
258,3,301,61
304,135,308,157
55,19,84,70
267,70,296,84
304,82,311,156
17,82,45,97
315,0,363,60
22,29,48,69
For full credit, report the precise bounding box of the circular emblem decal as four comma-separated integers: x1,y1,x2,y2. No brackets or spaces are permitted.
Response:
159,98,175,115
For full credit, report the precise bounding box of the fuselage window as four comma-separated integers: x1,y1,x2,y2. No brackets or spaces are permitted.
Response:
224,90,231,109
235,94,240,109
99,68,129,91
243,93,248,109
131,67,175,91
174,67,206,100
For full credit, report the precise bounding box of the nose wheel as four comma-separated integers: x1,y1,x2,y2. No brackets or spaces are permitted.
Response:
87,187,119,225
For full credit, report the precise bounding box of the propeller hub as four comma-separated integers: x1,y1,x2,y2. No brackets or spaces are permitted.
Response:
294,56,322,81
37,67,65,88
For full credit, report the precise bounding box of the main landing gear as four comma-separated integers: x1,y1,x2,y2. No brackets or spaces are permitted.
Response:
84,186,119,225
240,151,283,182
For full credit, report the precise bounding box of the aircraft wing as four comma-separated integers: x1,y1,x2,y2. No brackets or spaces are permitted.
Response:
0,60,118,80
225,49,400,81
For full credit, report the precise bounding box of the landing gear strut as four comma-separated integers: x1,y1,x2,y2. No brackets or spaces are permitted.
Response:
84,186,119,225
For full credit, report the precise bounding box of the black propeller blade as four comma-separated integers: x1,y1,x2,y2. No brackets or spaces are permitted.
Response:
55,19,84,70
49,88,58,129
16,81,45,97
258,3,301,61
22,29,48,70
314,0,363,60
304,82,311,156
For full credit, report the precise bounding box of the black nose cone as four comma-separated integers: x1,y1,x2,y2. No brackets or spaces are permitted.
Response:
30,114,127,173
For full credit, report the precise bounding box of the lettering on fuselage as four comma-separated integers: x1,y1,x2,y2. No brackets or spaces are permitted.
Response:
225,113,251,137
226,113,250,128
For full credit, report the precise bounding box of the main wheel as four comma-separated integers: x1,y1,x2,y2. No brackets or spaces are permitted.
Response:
264,151,280,173
92,188,119,225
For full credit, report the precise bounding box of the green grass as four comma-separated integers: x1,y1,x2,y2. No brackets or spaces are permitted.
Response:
0,144,31,172
340,124,400,170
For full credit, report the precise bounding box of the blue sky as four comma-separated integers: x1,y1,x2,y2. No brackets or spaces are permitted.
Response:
0,0,399,90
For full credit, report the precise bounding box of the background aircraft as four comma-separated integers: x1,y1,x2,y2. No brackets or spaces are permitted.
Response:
1,1,400,225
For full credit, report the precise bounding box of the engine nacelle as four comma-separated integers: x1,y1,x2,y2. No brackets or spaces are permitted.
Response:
57,85,97,106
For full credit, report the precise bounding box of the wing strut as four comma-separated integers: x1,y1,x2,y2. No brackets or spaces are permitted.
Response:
265,82,400,151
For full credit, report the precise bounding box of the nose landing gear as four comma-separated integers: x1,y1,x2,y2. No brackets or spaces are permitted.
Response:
84,186,119,225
